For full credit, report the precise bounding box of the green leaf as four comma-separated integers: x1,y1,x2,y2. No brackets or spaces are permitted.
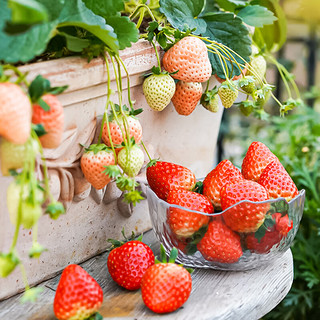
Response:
82,0,124,17
8,0,48,25
252,0,287,52
237,5,277,27
32,123,47,137
105,16,139,50
57,0,119,54
215,0,248,12
28,75,51,103
20,287,44,303
58,31,90,52
159,0,207,35
203,12,251,78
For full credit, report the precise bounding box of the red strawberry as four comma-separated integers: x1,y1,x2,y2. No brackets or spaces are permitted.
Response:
141,247,192,313
107,240,155,290
102,115,142,148
53,264,103,320
241,141,279,182
221,180,269,233
258,161,299,201
0,82,31,144
197,218,242,263
171,81,202,116
146,161,196,201
162,36,212,83
167,189,213,238
203,159,243,210
80,144,115,190
246,213,293,254
32,94,64,149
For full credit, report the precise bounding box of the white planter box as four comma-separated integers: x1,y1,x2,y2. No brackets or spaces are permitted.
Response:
0,40,223,300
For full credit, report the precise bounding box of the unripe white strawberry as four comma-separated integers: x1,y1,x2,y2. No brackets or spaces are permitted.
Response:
118,145,144,177
143,74,175,111
218,82,239,109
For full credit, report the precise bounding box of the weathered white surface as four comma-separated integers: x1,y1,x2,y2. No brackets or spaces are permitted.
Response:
0,230,293,320
0,40,223,299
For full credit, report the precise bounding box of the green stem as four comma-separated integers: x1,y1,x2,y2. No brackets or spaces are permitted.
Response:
141,140,152,162
2,64,30,86
20,264,30,290
151,40,161,70
117,56,134,109
129,4,156,22
32,223,38,245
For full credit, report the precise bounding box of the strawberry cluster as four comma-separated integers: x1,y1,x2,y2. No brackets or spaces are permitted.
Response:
143,36,270,117
147,141,299,263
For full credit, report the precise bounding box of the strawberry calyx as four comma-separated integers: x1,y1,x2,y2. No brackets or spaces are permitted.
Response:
108,104,142,122
20,287,44,304
107,228,143,250
83,143,112,154
156,244,193,274
220,80,238,92
253,214,276,243
45,201,66,220
146,159,159,168
85,313,103,320
193,181,204,194
28,242,47,259
0,251,20,278
184,225,208,255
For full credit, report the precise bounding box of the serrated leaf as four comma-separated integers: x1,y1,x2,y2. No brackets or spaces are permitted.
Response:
8,0,48,25
237,5,277,28
57,0,119,54
105,16,139,50
203,12,251,78
215,0,248,12
252,0,287,52
82,0,124,17
159,0,207,35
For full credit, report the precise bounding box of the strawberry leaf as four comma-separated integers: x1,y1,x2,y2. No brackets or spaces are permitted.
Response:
237,5,277,28
203,12,252,79
159,0,207,35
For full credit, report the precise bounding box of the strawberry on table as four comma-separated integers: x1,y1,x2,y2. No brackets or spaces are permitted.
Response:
167,189,213,238
221,180,269,233
146,160,196,201
162,36,212,83
141,246,192,314
53,264,103,320
143,71,175,112
171,81,203,116
197,218,243,263
242,141,279,182
0,82,31,144
32,94,64,149
80,144,115,190
102,114,142,149
203,159,243,210
258,160,299,202
107,234,155,290
246,213,293,254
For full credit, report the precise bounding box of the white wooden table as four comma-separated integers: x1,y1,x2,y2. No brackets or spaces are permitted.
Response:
0,230,293,320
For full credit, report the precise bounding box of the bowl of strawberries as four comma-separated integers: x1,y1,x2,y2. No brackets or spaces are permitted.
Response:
146,142,305,271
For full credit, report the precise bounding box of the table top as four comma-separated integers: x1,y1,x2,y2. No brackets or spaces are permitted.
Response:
0,230,293,320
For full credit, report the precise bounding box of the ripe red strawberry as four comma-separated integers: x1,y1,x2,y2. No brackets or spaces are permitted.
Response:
102,115,142,148
0,82,31,144
32,94,64,149
53,264,103,320
167,189,213,238
171,81,202,116
258,161,299,202
140,246,192,313
162,36,212,83
197,218,242,263
203,159,243,210
246,213,293,254
80,144,115,190
146,161,196,201
107,239,155,290
241,141,279,182
221,180,269,233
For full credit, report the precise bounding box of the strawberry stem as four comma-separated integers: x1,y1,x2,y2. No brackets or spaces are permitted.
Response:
141,140,152,162
151,40,161,71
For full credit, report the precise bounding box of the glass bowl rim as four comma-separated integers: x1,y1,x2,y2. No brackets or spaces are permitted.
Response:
146,187,305,217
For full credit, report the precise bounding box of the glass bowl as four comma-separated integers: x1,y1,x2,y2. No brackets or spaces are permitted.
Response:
146,187,305,271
